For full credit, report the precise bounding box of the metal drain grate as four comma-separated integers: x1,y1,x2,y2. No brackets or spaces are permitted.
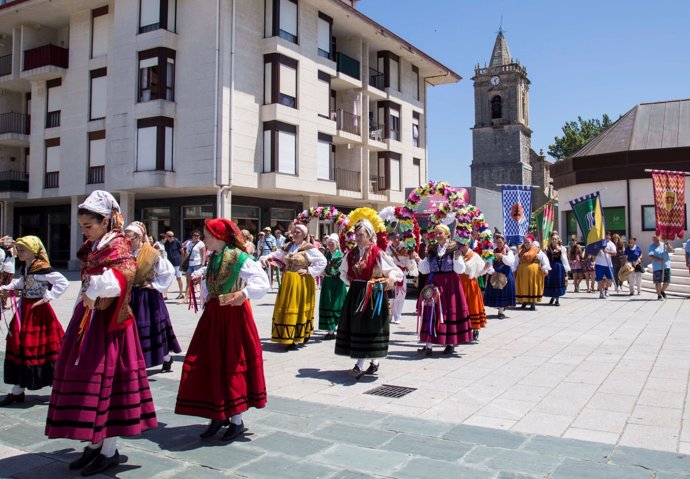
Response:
364,384,417,398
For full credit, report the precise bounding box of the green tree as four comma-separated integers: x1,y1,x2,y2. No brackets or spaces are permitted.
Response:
548,114,613,161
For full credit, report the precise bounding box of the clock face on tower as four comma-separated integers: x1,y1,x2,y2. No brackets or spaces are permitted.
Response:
490,75,500,86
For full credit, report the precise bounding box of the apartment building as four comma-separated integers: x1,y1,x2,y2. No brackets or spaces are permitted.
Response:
0,0,460,267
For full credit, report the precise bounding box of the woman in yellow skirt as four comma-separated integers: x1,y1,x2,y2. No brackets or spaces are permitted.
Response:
261,224,326,350
514,234,550,311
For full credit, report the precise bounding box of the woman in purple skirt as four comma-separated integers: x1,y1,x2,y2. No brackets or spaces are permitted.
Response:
125,221,181,372
45,191,157,476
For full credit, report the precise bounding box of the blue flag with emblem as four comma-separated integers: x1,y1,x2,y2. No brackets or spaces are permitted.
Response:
502,185,533,245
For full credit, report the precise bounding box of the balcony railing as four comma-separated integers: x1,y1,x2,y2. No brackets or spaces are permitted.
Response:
318,48,335,61
0,112,29,135
23,44,69,71
0,54,12,76
46,111,60,129
369,120,384,141
335,52,360,80
278,29,297,44
332,109,360,135
0,169,28,193
44,171,59,189
87,165,105,184
334,168,361,192
370,175,387,194
369,67,384,90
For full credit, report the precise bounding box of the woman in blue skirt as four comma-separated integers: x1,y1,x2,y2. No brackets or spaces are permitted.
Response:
483,233,515,319
544,233,570,306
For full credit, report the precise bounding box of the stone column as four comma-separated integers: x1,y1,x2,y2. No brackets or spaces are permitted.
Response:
68,195,81,270
118,191,136,225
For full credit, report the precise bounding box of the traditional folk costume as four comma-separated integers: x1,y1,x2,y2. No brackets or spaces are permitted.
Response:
318,234,347,339
125,222,181,370
417,237,472,355
514,237,550,310
335,220,403,378
46,191,156,475
483,241,516,319
386,240,418,324
460,248,488,341
544,243,570,306
0,236,68,406
266,224,326,348
175,218,269,442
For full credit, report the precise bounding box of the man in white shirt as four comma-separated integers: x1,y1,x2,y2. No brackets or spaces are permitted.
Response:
594,231,616,299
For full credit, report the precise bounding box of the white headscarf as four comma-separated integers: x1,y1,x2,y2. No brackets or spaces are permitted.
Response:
327,233,340,245
294,224,308,236
355,219,375,240
125,221,146,238
79,190,120,217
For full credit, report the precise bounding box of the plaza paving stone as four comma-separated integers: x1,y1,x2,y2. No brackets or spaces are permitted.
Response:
0,276,689,477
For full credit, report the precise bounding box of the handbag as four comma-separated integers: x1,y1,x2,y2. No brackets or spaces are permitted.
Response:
179,256,190,273
490,272,508,290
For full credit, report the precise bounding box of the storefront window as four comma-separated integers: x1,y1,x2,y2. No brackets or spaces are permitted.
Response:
182,204,214,241
603,206,626,237
232,205,261,238
142,206,171,239
270,207,296,233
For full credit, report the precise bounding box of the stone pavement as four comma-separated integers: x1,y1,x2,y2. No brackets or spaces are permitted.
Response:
0,275,689,478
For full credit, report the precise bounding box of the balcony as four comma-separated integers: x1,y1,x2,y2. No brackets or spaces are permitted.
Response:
21,44,69,81
0,170,28,193
334,167,361,192
369,175,388,194
45,111,60,129
332,52,361,90
0,112,30,146
44,171,59,189
0,54,12,77
333,109,360,135
87,165,105,184
369,67,384,90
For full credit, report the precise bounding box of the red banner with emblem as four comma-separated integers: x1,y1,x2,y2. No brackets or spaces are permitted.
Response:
652,170,686,240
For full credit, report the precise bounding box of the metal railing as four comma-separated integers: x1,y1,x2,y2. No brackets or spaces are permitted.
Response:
23,44,69,71
333,109,360,135
334,168,361,192
279,29,297,43
87,165,105,184
369,67,384,90
44,171,59,189
369,175,387,194
0,169,28,193
335,52,360,80
45,111,60,128
0,112,29,135
0,54,12,76
369,120,384,141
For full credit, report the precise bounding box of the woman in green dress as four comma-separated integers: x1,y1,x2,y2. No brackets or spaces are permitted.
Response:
319,234,347,340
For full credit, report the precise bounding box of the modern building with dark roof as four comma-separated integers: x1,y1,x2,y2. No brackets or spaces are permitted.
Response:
551,99,690,245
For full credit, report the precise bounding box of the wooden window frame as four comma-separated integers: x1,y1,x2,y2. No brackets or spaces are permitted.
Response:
264,53,298,108
412,65,420,101
139,0,176,34
263,120,297,174
44,138,61,189
266,0,298,44
412,111,421,148
91,6,109,59
317,12,333,60
89,68,107,121
377,50,400,91
138,48,176,103
376,151,401,191
317,70,331,118
137,116,174,171
46,78,62,129
378,100,400,141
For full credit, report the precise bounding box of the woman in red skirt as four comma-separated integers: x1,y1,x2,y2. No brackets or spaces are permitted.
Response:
175,218,269,442
45,190,157,476
0,236,68,406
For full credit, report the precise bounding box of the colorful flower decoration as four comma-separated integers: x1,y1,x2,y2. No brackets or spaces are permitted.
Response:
379,206,421,253
343,207,388,250
402,180,457,244
294,206,349,246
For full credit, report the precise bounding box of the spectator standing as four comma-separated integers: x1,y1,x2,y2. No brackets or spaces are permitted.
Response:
257,228,277,287
274,229,286,250
594,232,616,299
164,231,185,299
611,233,626,292
569,242,584,293
242,230,256,257
648,235,672,300
624,237,643,295
685,240,690,274
182,230,206,303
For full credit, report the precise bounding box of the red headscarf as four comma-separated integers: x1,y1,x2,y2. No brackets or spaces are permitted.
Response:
525,233,536,242
205,218,246,252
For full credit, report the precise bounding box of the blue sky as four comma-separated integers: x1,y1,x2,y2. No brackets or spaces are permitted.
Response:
357,0,690,187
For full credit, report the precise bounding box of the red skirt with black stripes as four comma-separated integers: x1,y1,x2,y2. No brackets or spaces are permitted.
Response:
175,299,267,420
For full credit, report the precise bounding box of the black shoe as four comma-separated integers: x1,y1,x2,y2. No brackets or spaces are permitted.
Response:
303,336,310,345
81,451,119,476
549,297,555,305
497,312,506,320
364,362,379,375
324,332,336,340
222,422,248,442
521,303,528,309
349,365,366,379
286,343,299,351
417,346,432,356
200,419,230,438
472,330,479,342
530,304,536,311
661,291,667,299
554,299,560,306
0,392,25,407
442,345,455,355
161,357,173,373
69,446,102,470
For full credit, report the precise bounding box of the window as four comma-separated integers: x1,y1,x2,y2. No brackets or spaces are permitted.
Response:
264,54,297,108
491,95,502,119
137,117,174,171
377,101,400,141
317,71,330,118
412,65,420,101
139,48,175,102
412,112,421,147
317,133,334,180
91,6,109,58
46,79,62,129
317,12,333,60
375,152,401,192
139,0,176,34
88,130,106,184
263,121,296,175
90,68,107,120
413,158,421,186
265,0,298,44
377,51,400,91
641,205,688,232
45,138,60,189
